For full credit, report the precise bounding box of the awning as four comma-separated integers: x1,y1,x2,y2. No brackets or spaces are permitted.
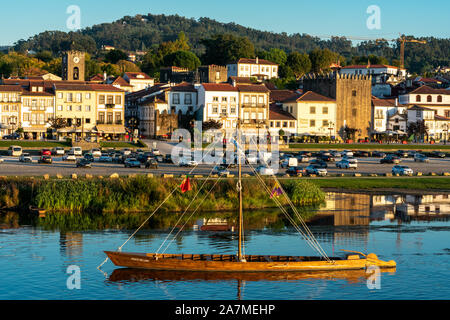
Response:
23,127,48,133
94,125,126,134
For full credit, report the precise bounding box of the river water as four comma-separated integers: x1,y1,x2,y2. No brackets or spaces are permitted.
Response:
0,192,449,300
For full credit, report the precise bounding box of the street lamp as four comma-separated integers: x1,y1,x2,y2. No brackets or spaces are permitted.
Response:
328,121,334,144
444,123,449,145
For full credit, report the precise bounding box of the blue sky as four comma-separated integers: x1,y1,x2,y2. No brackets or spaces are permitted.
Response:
1,0,449,45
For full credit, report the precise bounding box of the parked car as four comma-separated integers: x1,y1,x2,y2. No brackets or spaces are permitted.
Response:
336,158,358,169
392,165,413,176
0,157,3,164
414,154,430,163
40,149,51,156
38,155,52,164
212,166,230,176
19,153,32,163
380,155,401,164
83,153,95,163
319,154,335,162
121,148,132,156
76,158,92,168
395,150,409,158
179,159,198,167
309,159,328,168
155,155,164,163
62,153,77,162
372,151,386,158
90,148,102,157
51,147,65,156
353,151,371,157
305,165,327,176
151,148,161,156
163,154,172,163
145,158,158,169
98,153,113,163
124,158,141,168
70,147,82,156
255,166,274,176
2,133,20,140
286,166,305,176
8,145,22,156
296,155,310,163
428,151,446,158
341,150,354,157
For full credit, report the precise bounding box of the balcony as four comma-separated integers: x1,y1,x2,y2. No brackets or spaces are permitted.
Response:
105,103,116,108
242,103,266,108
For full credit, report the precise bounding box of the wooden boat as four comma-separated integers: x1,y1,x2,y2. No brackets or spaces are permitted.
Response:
104,121,396,274
200,224,235,232
29,206,46,218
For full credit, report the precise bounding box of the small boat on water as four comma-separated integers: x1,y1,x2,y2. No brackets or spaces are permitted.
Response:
29,206,46,218
103,121,396,274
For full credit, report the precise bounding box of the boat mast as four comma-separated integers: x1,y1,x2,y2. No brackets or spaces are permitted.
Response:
237,119,244,262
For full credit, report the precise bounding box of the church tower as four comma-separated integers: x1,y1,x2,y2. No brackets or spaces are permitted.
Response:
62,51,85,81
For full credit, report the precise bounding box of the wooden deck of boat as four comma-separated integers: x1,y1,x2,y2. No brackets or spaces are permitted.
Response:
139,253,341,262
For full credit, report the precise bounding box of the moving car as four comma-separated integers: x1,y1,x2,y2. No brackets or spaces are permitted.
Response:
341,150,354,157
336,158,358,169
305,165,327,176
380,155,401,164
124,158,141,168
179,159,199,167
8,145,22,156
70,147,82,156
2,133,20,140
145,158,158,169
392,165,413,176
286,166,304,176
19,153,32,162
76,158,92,168
90,148,102,157
51,147,65,156
414,153,430,163
62,153,77,161
38,155,52,164
255,166,274,176
212,166,230,176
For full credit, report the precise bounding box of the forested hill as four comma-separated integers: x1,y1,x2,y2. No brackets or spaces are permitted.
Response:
12,13,450,73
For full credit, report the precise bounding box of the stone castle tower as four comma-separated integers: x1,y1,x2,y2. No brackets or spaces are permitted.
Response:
62,51,85,81
302,72,372,141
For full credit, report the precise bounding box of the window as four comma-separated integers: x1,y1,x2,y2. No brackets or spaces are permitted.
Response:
437,95,443,103
85,118,91,124
115,113,122,123
76,93,82,102
221,96,227,102
73,67,79,80
67,93,73,102
98,112,105,123
57,105,63,111
230,107,236,114
416,111,421,118
258,96,264,104
107,112,113,124
231,97,237,103
310,106,316,114
310,120,316,127
185,94,192,104
270,121,274,128
99,95,105,104
67,105,72,111
323,107,328,114
416,95,421,102
352,90,357,97
85,105,91,112
221,106,227,115
86,93,91,99
115,95,122,105
289,106,293,113
427,95,432,103
212,96,219,102
57,93,63,99
107,95,114,104
322,120,329,127
24,113,30,121
352,109,357,117
283,121,288,128
212,106,218,114
289,122,295,128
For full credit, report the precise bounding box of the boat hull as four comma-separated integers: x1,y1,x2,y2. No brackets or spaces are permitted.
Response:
105,251,396,272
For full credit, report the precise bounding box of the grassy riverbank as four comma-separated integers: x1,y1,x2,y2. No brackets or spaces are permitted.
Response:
0,176,324,214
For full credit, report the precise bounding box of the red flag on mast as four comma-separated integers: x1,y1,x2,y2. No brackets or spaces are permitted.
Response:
180,176,191,193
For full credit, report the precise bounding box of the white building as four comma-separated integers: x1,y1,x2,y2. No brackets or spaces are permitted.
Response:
371,97,407,135
227,58,279,80
197,83,239,137
407,105,450,141
123,72,155,92
168,83,199,116
399,85,450,118
339,64,407,82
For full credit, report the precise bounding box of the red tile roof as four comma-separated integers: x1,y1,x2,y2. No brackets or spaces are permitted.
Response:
112,76,132,87
283,91,335,103
170,82,197,92
409,85,449,95
269,90,297,103
269,105,296,121
236,84,270,93
124,72,153,80
341,64,405,70
235,58,278,66
89,84,125,92
0,85,23,92
372,97,398,107
202,83,238,92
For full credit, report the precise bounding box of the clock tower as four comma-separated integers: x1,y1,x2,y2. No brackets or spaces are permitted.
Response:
62,51,85,81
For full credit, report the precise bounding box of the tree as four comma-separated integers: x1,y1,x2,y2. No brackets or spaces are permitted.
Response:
259,48,287,66
35,50,53,63
286,52,311,78
162,50,201,70
407,120,429,142
202,120,223,131
117,60,141,73
105,49,128,64
344,126,358,140
201,34,255,65
309,48,341,73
